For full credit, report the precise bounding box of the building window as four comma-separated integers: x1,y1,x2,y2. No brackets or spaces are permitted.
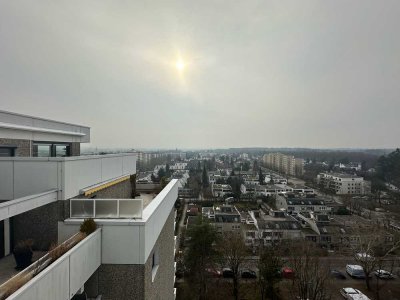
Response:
0,147,16,157
34,144,52,157
151,249,159,282
33,142,71,157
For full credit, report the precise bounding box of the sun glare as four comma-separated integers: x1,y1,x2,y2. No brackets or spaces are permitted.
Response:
175,59,185,71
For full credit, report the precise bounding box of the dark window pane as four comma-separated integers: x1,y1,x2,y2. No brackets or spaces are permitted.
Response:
55,144,70,157
0,148,14,157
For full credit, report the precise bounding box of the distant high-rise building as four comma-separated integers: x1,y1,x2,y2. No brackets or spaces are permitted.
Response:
263,153,304,176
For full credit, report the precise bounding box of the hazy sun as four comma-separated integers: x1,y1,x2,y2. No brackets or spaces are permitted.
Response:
175,59,185,71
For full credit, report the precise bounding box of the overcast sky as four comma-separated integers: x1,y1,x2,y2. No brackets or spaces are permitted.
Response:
1,1,399,149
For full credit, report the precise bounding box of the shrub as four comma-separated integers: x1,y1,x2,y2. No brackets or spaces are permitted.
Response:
48,242,69,262
0,273,32,300
80,218,97,235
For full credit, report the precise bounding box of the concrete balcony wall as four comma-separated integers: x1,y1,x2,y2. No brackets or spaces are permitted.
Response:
0,190,57,221
0,154,136,201
7,229,101,300
142,180,179,263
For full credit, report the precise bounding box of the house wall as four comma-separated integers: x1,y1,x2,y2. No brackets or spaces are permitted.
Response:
70,142,80,156
12,201,59,250
85,209,175,300
0,138,31,156
144,208,175,300
0,139,80,157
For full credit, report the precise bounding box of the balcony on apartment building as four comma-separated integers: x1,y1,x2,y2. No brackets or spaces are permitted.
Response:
59,179,178,267
0,179,179,300
0,153,137,220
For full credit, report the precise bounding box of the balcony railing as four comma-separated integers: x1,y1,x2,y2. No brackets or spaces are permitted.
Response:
2,229,101,300
0,153,136,201
70,198,143,219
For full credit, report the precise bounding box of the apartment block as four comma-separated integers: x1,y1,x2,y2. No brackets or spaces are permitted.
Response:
0,110,178,300
203,204,242,235
263,153,304,176
316,172,370,195
275,195,331,214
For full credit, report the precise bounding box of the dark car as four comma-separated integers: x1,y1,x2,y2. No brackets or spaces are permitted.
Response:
241,269,257,279
175,267,187,279
223,268,234,278
330,269,346,280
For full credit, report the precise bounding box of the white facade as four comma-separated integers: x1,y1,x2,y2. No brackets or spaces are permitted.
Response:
317,173,370,195
0,110,90,143
170,162,187,170
0,153,136,201
6,229,102,300
212,184,233,197
59,179,179,265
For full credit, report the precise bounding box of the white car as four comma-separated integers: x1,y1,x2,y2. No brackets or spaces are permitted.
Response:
340,287,370,300
346,265,367,278
374,269,394,279
355,252,374,261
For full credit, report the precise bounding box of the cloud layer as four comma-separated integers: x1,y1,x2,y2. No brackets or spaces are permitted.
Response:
1,1,399,148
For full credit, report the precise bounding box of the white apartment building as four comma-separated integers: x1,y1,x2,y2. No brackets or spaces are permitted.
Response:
263,153,304,176
0,110,178,300
169,162,187,170
211,184,233,198
317,172,370,195
276,195,331,214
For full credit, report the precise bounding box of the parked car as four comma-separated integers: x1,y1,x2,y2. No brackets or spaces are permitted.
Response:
241,269,257,279
205,268,222,278
331,269,347,279
339,287,370,300
355,253,374,261
281,267,294,279
346,265,369,279
374,269,394,279
223,268,234,278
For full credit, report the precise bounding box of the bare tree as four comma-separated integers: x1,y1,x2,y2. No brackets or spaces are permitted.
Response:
185,217,219,300
350,229,400,290
374,257,397,300
258,245,283,300
289,242,332,300
217,231,247,300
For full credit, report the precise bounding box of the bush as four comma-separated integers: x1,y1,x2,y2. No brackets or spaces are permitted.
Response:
80,219,97,235
336,207,351,215
0,273,32,300
48,242,69,262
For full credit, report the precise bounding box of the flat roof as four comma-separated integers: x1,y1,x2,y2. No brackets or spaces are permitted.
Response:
0,110,89,128
286,198,326,206
320,172,362,179
0,110,90,142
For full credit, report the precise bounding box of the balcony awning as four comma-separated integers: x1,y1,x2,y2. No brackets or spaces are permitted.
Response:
81,175,131,196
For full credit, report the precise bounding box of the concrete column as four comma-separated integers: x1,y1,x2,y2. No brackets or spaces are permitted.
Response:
4,218,10,256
